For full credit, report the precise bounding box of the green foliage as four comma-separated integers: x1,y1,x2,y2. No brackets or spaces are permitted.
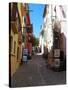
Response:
32,36,39,46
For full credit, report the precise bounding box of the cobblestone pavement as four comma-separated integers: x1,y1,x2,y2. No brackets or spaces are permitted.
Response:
11,54,66,87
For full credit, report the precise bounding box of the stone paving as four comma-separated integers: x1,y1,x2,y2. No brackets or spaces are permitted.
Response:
11,54,66,87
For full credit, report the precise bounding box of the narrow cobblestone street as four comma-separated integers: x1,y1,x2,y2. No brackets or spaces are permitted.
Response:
11,54,66,87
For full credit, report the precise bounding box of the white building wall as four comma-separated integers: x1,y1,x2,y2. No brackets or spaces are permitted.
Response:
53,5,66,55
42,5,66,53
54,5,66,35
39,34,44,54
46,5,53,52
39,35,42,47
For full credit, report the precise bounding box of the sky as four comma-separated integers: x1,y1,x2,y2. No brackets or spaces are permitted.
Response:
29,3,45,38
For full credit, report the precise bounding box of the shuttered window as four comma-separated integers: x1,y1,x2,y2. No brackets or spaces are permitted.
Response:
11,36,13,52
14,41,16,54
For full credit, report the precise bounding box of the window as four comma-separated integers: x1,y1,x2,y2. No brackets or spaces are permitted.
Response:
11,36,13,52
10,3,13,17
53,32,60,48
17,47,19,60
16,12,19,31
22,34,25,42
14,41,16,54
23,16,26,24
54,36,60,48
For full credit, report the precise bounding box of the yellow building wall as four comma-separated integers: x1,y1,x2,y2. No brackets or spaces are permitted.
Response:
11,29,20,77
17,3,26,32
18,4,23,26
10,3,27,77
11,54,20,77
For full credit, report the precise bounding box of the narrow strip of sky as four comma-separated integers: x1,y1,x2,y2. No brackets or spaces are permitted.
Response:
29,3,45,38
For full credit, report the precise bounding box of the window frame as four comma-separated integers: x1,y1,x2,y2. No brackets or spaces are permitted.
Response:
14,41,16,54
11,36,13,53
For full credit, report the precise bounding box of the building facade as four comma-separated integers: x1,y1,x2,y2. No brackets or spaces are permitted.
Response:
24,4,33,57
41,5,66,69
9,3,33,76
9,3,27,77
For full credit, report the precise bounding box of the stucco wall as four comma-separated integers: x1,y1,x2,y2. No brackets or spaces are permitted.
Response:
11,55,20,77
10,29,20,77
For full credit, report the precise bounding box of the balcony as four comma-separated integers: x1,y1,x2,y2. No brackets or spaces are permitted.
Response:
11,21,18,34
28,34,33,43
23,24,33,33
